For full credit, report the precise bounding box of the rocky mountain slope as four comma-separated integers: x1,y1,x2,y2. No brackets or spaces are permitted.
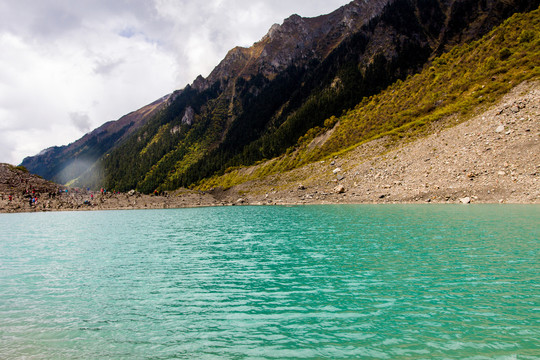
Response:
209,80,539,205
22,0,539,195
0,163,63,195
198,0,389,85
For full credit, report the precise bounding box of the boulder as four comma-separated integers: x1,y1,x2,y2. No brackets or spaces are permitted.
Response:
334,184,345,194
460,197,471,204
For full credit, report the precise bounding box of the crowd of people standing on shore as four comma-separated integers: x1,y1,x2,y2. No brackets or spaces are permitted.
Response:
1,187,94,209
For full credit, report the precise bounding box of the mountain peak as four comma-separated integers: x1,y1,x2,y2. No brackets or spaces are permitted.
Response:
204,0,390,83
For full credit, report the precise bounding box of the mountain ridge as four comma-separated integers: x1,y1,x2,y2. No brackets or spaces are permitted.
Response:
199,0,390,86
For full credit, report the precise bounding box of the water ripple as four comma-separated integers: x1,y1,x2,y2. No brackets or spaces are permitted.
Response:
0,205,538,359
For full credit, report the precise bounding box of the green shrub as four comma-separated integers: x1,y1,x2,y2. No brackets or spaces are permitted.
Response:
499,47,512,60
518,29,535,43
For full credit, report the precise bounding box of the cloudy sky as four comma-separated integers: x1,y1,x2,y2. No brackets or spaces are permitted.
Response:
0,0,352,165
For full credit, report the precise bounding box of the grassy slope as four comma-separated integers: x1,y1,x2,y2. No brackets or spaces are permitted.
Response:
197,8,540,191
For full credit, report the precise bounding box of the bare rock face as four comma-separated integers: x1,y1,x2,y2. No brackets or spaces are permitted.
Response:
191,75,209,92
181,107,195,126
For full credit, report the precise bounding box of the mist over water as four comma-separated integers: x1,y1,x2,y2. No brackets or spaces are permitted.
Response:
0,205,538,359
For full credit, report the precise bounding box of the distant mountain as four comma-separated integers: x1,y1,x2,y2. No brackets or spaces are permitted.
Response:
23,0,540,193
21,95,169,185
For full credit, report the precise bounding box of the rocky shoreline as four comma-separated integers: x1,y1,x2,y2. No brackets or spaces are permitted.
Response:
1,81,538,214
0,188,220,213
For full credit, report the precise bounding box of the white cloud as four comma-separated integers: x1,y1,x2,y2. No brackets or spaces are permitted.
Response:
69,112,92,132
0,0,351,165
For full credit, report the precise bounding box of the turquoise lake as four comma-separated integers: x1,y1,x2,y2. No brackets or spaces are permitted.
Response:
0,205,538,359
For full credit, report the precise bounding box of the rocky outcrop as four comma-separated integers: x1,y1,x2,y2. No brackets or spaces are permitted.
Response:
0,163,64,195
181,106,195,126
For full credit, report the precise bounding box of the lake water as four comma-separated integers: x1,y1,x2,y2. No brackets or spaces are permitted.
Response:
0,205,538,359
